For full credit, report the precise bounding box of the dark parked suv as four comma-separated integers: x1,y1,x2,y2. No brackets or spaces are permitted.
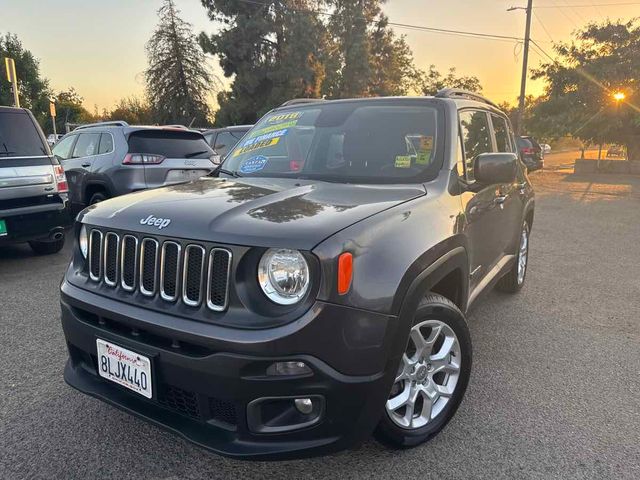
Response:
60,90,534,459
53,121,216,212
202,125,252,164
516,135,544,171
0,106,71,254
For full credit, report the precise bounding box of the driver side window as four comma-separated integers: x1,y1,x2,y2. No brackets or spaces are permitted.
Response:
51,135,76,160
459,110,492,182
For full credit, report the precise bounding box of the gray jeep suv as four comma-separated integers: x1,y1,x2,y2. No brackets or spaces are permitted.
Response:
53,121,216,212
60,91,534,459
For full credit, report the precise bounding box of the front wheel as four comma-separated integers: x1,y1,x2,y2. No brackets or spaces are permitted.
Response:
375,293,472,448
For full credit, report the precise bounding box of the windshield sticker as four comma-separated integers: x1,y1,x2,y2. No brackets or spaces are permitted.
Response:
233,137,281,156
248,120,298,139
395,155,411,168
239,155,268,174
266,111,303,124
419,136,434,151
416,151,432,165
241,128,288,148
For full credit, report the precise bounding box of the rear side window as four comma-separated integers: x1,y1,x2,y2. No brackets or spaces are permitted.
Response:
72,133,101,158
491,115,513,153
0,111,47,158
127,130,213,158
459,110,492,181
214,131,242,158
98,133,114,154
52,135,77,160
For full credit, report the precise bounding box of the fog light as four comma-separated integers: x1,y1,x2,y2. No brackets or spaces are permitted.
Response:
294,398,313,415
266,361,312,376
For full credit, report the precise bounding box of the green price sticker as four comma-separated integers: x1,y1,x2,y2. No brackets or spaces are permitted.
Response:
0,219,7,237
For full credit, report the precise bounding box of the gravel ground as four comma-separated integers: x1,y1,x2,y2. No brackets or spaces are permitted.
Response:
1,166,639,479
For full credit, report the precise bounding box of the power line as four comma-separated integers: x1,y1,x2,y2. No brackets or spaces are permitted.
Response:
231,0,524,43
534,2,640,7
533,10,556,43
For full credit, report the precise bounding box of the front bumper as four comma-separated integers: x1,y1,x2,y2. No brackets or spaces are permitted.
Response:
61,280,401,460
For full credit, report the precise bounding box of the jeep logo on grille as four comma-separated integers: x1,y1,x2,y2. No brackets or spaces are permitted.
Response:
140,215,171,230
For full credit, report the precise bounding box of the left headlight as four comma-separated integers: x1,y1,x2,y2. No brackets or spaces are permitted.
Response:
79,224,88,258
258,248,310,305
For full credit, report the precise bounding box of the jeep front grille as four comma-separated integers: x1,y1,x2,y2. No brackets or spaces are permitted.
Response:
87,229,231,312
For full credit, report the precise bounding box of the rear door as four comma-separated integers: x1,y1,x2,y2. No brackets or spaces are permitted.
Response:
0,109,56,204
126,129,215,188
59,132,100,205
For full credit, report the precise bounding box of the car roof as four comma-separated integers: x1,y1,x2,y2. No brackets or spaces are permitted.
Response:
202,125,253,134
0,106,29,114
271,95,506,116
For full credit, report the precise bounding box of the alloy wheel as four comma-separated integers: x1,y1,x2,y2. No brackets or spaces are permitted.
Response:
517,224,529,285
386,319,461,429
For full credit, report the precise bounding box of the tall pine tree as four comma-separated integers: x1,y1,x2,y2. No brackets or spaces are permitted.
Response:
199,0,327,126
146,0,214,126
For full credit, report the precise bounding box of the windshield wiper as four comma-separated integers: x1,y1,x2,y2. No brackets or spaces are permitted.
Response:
216,168,242,178
184,150,210,158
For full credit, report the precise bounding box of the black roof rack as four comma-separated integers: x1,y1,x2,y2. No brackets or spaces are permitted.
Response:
280,98,327,107
434,89,499,109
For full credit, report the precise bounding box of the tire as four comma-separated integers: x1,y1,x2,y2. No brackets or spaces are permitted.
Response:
374,293,472,449
29,236,65,255
89,191,108,205
496,219,530,293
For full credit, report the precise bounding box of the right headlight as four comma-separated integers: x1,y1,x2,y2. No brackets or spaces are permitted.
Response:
258,248,310,305
79,224,88,258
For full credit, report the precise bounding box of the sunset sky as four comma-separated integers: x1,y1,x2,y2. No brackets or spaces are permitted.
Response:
3,0,640,111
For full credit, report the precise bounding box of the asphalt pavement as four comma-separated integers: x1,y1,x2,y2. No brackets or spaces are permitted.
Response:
1,158,639,479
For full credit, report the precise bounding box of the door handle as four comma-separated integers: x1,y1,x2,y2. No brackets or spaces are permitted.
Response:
494,195,508,204
81,163,91,168
517,182,527,193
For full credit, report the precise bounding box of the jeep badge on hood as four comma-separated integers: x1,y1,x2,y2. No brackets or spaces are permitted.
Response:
139,215,171,229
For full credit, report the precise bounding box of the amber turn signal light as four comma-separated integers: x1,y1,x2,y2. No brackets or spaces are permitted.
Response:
337,252,353,295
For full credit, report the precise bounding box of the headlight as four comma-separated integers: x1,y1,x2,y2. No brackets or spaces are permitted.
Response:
258,248,310,305
79,224,88,258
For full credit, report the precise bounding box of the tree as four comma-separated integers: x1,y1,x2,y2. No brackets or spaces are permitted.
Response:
419,65,482,96
531,19,640,161
0,33,52,126
199,0,328,126
107,96,155,125
53,88,95,133
146,0,214,127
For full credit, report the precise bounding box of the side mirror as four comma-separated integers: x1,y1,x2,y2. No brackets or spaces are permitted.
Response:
210,152,222,165
474,153,518,184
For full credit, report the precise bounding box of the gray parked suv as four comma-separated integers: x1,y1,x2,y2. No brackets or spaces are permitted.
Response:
53,121,216,212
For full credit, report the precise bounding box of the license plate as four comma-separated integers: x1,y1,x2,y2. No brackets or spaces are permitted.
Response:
166,169,207,183
0,219,7,237
96,339,152,399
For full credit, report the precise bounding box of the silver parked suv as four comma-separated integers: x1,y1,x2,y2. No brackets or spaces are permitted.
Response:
52,121,216,212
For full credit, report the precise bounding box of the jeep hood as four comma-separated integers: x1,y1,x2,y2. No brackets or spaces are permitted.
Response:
79,177,426,249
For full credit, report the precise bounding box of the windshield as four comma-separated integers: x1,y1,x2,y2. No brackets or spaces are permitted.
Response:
222,101,442,183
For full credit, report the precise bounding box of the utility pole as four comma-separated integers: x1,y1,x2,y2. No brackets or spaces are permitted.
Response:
509,0,533,135
4,57,20,108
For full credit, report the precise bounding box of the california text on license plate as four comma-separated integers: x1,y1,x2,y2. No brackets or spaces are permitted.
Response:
96,339,152,399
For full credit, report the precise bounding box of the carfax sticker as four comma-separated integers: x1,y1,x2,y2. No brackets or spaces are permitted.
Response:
395,155,412,168
239,155,268,174
233,137,280,156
